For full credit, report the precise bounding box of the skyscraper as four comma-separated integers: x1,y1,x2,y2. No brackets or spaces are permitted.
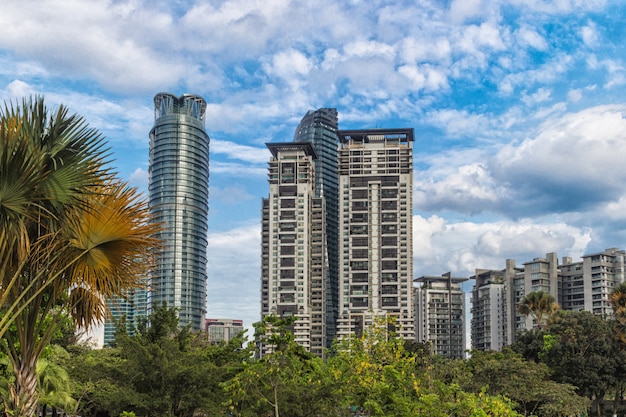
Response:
336,128,415,341
149,93,210,331
260,142,327,356
293,108,339,346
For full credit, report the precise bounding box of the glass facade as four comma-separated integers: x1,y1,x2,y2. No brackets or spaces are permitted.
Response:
149,93,210,331
293,108,339,347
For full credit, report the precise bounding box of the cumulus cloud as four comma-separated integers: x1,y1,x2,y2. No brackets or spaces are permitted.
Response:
449,0,483,24
414,163,503,213
206,224,261,332
128,167,149,190
492,104,626,214
211,140,271,164
413,214,592,276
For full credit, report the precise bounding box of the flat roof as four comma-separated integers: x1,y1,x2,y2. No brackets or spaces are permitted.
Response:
337,128,414,143
266,142,318,159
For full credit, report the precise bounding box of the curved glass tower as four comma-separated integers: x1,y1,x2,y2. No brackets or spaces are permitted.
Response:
149,93,210,330
293,108,339,347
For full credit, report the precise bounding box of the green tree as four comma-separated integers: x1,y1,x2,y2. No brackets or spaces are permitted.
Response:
223,315,337,417
326,316,520,417
0,97,159,417
117,303,246,417
462,349,589,417
517,291,559,330
533,310,617,417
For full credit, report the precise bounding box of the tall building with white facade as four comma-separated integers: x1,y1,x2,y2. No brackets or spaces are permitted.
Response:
335,128,414,341
504,253,559,342
415,275,467,359
149,93,210,331
260,142,327,356
293,109,340,347
471,248,626,350
561,248,625,316
470,269,506,351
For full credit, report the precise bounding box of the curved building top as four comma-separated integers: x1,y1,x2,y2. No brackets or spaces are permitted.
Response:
153,92,207,125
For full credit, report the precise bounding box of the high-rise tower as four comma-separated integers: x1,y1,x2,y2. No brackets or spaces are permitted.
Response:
149,93,210,331
336,128,415,340
260,142,327,356
293,108,339,347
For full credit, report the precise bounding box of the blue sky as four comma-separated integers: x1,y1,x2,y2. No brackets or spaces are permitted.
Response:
2,0,626,334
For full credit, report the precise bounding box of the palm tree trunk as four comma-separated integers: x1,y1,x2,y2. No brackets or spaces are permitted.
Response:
8,359,40,417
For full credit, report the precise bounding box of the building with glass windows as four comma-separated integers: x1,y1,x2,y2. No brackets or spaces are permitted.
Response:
335,128,415,341
293,108,339,347
103,288,149,346
149,93,210,331
206,318,244,344
260,142,327,356
415,274,467,359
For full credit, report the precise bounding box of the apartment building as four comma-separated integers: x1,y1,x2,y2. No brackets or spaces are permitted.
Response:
415,274,467,358
335,128,415,341
260,142,327,356
470,269,506,351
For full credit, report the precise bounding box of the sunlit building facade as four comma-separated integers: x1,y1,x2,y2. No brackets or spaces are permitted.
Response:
415,275,467,359
336,128,414,341
149,93,210,331
260,142,327,356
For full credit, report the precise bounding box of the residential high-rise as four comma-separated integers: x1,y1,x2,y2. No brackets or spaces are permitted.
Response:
414,274,467,359
560,248,625,316
149,93,210,331
260,142,327,356
293,108,339,346
470,269,506,351
504,253,559,342
336,128,415,340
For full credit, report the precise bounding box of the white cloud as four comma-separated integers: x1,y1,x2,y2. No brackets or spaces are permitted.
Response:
567,88,583,102
449,0,483,24
128,167,148,190
413,214,592,276
581,21,600,46
414,163,502,213
210,161,267,177
211,140,271,164
425,109,489,138
206,224,261,333
516,26,548,50
521,87,552,106
4,79,34,98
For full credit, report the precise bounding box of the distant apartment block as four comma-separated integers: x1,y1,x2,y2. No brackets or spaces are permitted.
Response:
260,142,327,356
414,275,467,359
470,269,506,351
206,318,244,344
336,129,415,341
471,248,626,350
560,248,625,316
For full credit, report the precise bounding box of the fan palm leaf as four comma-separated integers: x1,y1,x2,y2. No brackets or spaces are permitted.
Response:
0,96,159,417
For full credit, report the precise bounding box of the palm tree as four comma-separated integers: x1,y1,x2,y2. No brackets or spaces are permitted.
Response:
517,291,559,330
0,97,159,417
609,282,626,343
